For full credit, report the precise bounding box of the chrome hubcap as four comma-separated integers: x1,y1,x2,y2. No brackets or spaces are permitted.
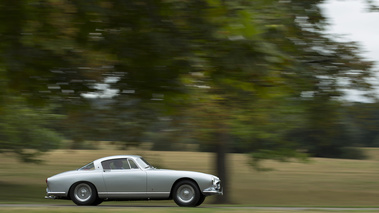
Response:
177,184,195,203
74,183,92,202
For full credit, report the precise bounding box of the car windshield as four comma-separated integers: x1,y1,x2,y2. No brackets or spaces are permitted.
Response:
136,157,154,169
78,162,95,171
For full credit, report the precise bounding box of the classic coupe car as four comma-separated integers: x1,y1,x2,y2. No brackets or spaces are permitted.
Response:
45,155,222,207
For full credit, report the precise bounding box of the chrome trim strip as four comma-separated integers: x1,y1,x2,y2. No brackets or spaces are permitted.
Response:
98,192,169,195
47,192,66,195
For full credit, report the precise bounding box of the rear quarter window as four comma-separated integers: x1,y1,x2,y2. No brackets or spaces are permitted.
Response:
78,162,95,171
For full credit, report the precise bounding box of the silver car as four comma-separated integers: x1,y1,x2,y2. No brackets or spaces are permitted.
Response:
45,155,222,207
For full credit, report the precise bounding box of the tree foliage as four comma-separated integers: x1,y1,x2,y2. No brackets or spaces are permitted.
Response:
0,97,62,162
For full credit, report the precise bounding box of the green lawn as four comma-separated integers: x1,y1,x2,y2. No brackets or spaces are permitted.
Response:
0,148,379,207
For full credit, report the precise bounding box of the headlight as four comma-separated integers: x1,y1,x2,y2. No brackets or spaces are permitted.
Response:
212,176,221,190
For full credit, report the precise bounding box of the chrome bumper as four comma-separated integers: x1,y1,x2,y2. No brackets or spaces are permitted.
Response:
45,188,66,199
202,187,223,196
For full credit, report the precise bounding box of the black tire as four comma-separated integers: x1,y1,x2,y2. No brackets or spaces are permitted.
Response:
172,180,202,207
70,182,99,206
93,198,103,206
195,194,206,207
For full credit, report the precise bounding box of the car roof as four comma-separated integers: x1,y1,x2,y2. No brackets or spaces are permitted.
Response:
95,155,142,162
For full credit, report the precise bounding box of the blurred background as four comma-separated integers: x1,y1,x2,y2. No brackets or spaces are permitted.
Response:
1,0,379,205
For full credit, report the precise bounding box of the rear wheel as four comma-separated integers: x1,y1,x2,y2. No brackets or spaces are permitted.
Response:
70,182,99,206
172,180,202,207
93,197,103,206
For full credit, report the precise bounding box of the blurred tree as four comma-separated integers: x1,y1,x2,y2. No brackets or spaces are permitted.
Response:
0,96,62,162
62,0,291,203
344,102,379,148
0,1,106,104
273,0,376,158
0,1,108,160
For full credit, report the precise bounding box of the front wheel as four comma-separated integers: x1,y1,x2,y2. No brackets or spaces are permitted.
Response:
172,180,202,207
196,194,206,207
70,182,99,206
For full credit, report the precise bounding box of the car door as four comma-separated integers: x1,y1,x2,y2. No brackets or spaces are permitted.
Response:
101,158,147,198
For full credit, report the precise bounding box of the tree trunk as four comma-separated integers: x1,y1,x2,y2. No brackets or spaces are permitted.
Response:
214,131,230,204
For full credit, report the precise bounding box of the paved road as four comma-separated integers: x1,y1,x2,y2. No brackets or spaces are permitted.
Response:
1,204,379,211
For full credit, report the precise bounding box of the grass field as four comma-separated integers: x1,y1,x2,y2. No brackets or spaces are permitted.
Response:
0,148,379,210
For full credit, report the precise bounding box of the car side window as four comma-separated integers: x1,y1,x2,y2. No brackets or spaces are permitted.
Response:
78,162,95,171
102,159,131,170
128,159,139,169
